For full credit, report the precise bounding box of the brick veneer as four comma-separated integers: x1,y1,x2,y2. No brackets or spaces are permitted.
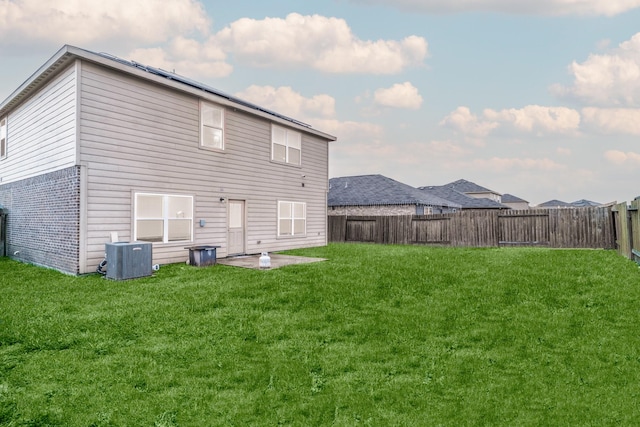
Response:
328,204,431,216
0,166,80,274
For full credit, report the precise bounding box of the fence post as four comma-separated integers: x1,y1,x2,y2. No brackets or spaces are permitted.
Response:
613,202,632,259
631,199,640,259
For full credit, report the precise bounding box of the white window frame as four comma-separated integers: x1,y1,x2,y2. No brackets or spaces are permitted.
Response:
134,193,194,243
200,101,225,151
271,125,301,166
278,201,306,237
0,117,6,160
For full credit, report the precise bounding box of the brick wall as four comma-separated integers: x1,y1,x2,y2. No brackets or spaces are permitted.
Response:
328,204,429,216
0,166,80,274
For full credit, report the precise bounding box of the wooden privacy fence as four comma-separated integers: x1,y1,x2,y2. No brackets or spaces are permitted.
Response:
328,207,615,249
611,199,640,263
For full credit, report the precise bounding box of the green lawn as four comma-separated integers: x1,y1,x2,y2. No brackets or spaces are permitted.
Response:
1,243,640,426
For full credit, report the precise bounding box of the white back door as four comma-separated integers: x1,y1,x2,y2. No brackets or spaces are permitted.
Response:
228,200,245,255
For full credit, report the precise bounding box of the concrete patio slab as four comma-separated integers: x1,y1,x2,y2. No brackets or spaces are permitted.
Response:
216,253,327,270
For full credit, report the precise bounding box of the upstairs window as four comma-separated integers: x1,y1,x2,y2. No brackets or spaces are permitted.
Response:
278,201,306,237
0,117,6,160
272,125,301,165
200,101,224,150
135,193,193,243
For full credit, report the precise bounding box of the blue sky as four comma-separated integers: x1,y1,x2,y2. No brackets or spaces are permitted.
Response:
2,0,640,205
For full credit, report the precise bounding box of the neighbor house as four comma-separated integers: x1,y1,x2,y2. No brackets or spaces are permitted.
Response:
570,199,601,208
535,200,575,209
0,45,336,274
418,183,509,210
328,174,460,216
535,199,602,209
441,179,503,203
501,193,530,210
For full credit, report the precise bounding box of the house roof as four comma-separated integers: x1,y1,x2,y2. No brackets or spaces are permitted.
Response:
442,179,501,196
536,199,574,208
418,185,509,209
571,199,601,207
502,193,529,203
0,45,336,141
328,175,461,208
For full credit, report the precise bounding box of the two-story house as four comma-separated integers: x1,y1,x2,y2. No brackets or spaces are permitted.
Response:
0,45,336,274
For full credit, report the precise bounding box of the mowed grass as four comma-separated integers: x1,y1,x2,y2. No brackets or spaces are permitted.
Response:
1,243,640,426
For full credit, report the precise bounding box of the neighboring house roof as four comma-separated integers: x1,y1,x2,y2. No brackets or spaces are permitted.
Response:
502,193,529,203
0,45,336,141
571,199,601,207
537,199,574,208
442,179,501,196
328,175,461,208
418,185,509,209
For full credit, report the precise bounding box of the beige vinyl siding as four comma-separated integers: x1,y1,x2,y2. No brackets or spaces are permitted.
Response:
0,63,77,183
503,201,529,210
79,61,329,272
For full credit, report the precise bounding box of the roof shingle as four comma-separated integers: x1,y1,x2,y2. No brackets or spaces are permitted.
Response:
502,193,528,203
328,175,460,208
536,199,574,208
418,185,508,209
442,179,499,195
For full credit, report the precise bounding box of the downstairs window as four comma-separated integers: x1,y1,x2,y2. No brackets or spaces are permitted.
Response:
278,201,306,237
134,193,193,243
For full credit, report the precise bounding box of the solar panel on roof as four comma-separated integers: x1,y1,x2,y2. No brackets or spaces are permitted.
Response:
94,51,311,129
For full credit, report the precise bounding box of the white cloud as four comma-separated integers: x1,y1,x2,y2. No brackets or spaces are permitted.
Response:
348,0,640,16
215,13,428,74
328,122,390,176
439,106,498,137
319,119,384,141
484,105,581,135
442,105,580,138
0,0,210,52
373,82,423,109
167,36,226,62
552,33,640,106
468,157,566,172
582,107,640,135
604,150,640,166
234,85,336,119
428,140,471,156
129,36,232,79
233,85,384,142
604,150,640,165
0,5,428,78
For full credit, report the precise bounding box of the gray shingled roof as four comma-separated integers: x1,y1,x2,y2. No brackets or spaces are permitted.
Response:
442,179,499,195
328,175,461,208
537,199,574,208
571,199,601,207
502,193,528,203
418,185,508,209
